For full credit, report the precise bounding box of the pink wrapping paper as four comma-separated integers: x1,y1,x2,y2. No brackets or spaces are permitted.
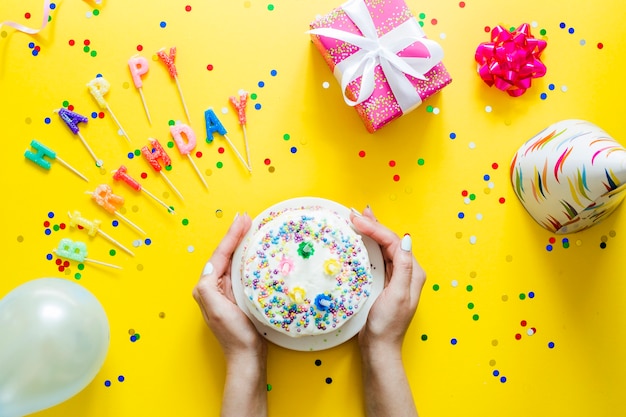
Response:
309,0,452,133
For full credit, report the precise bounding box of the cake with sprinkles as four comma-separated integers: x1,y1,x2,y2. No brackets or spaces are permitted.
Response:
239,205,373,337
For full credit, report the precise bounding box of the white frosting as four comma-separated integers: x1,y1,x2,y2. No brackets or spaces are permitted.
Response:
240,206,372,337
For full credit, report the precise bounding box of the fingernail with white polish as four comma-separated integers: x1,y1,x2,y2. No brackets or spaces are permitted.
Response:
202,261,214,276
233,212,240,221
350,208,362,217
401,234,412,252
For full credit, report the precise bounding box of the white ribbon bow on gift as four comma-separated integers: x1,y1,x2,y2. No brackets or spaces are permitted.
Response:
308,0,444,113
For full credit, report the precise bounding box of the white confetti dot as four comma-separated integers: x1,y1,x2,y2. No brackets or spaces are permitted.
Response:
132,240,143,248
464,197,471,205
531,21,538,28
561,85,568,92
187,245,195,253
238,88,246,96
221,107,229,114
86,11,93,18
451,280,458,287
322,81,330,89
469,142,476,149
439,33,447,40
485,105,493,113
476,213,483,221
488,181,495,189
469,235,477,244
527,328,535,336
432,107,440,115
580,39,586,46
117,129,124,136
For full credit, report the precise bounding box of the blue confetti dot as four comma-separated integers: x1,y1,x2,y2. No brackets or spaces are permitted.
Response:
44,117,51,124
258,81,265,88
548,84,555,90
145,238,152,245
458,212,465,219
450,338,458,345
96,73,103,78
449,132,456,139
492,370,500,377
540,92,548,100
32,49,39,56
117,375,125,382
559,22,566,29
112,220,119,227
104,380,111,387
546,244,553,251
50,3,56,9
46,253,53,260
568,27,575,34
28,42,35,48
600,242,607,249
290,147,297,154
127,152,134,159
483,174,490,181
130,335,138,342
254,103,262,110
500,376,507,383
91,112,98,118
548,341,555,349
270,69,277,76
528,291,535,299
44,229,52,236
160,21,167,28
48,212,55,218
325,377,333,384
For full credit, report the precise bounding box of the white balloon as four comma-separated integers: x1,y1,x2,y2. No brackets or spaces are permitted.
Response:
0,278,109,417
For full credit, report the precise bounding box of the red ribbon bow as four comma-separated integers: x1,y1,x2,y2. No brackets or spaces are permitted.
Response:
475,23,547,97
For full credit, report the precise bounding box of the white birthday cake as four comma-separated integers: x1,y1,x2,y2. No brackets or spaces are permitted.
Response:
239,205,373,337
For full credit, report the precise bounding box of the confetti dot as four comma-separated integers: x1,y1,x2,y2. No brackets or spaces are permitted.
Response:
325,377,332,384
104,380,111,387
185,5,192,11
421,334,428,341
267,4,275,11
182,218,189,226
160,21,167,28
580,39,586,46
187,246,195,253
393,174,400,182
451,280,458,287
500,376,507,383
432,284,440,291
358,150,366,158
568,27,575,34
315,359,322,366
548,341,555,349
449,132,456,139
417,158,425,166
485,105,492,113
469,142,476,149
458,1,465,7
561,85,568,92
451,338,458,345
322,81,330,88
290,147,297,154
597,42,604,49
540,92,547,100
254,103,262,110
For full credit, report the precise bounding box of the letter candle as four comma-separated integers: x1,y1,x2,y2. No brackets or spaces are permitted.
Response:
140,138,184,200
112,165,175,214
204,108,251,172
156,47,191,123
128,55,152,124
57,108,104,167
67,210,135,256
53,238,122,269
229,90,252,170
169,123,208,190
87,76,132,143
24,139,89,182
86,184,147,235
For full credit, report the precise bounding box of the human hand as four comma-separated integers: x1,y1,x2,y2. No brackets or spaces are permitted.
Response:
192,213,266,362
350,206,426,356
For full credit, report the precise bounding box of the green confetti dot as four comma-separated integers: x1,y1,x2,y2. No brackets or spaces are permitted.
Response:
250,93,258,100
216,161,224,169
563,241,570,249
418,20,424,27
93,9,100,16
78,264,85,271
62,100,69,107
53,224,60,231
283,133,290,141
519,293,526,300
466,284,473,292
419,12,426,19
468,302,475,309
74,273,81,280
432,283,440,291
267,4,275,11
134,149,141,156
540,28,547,36
472,314,480,321
182,218,189,226
165,165,172,171
83,46,90,53
421,334,428,341
168,119,175,126
109,249,116,256
417,158,425,166
267,384,272,391
509,26,516,32
426,105,433,112
90,50,97,57
167,141,174,148
469,194,476,200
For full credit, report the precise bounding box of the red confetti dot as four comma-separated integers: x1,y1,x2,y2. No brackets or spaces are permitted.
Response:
68,39,75,46
484,26,491,33
459,1,466,7
393,174,400,182
389,160,396,167
461,190,469,197
140,172,148,179
597,42,604,49
207,64,214,71
431,18,438,25
55,259,62,265
34,45,41,52
68,105,74,111
98,112,105,118
137,44,143,51
515,333,522,340
185,5,192,11
358,150,366,158
498,197,506,204
25,12,31,19
492,162,499,169
531,327,537,334
58,266,65,272
264,158,271,165
44,221,50,227
63,261,70,268
59,223,66,230
195,151,203,158
84,39,90,46
218,147,225,154
549,237,556,244
521,320,527,327
77,225,84,230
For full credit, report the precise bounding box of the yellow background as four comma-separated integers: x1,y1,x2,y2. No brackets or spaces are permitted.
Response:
2,0,625,416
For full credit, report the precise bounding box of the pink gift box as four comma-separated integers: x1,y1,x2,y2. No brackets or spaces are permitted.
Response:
309,0,452,133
